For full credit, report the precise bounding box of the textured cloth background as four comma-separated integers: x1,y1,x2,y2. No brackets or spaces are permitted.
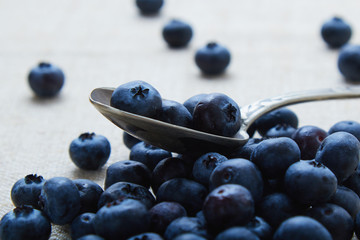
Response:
1,0,360,239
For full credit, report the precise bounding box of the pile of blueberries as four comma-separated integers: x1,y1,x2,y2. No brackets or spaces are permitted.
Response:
3,1,360,240
3,78,360,240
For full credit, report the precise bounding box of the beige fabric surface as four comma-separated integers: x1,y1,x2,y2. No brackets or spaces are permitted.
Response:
1,0,360,239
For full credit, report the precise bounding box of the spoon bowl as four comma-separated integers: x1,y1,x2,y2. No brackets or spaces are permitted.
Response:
90,87,360,154
90,88,248,153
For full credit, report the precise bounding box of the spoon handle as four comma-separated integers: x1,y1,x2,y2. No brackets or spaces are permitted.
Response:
240,87,360,131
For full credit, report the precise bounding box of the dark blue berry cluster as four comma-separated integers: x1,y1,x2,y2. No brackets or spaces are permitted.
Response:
3,113,360,239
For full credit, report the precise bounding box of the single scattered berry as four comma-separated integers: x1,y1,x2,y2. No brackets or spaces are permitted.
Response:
162,19,193,48
338,44,360,82
321,16,352,48
136,0,164,15
28,62,65,98
195,42,231,75
69,132,111,170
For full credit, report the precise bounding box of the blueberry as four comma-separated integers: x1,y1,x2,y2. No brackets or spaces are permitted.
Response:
214,227,260,240
10,174,45,209
73,179,104,213
135,0,164,15
245,216,272,240
195,42,231,75
344,162,360,197
329,120,360,141
71,212,96,240
104,160,152,189
203,184,255,232
0,205,51,240
192,93,241,137
69,132,111,170
126,232,164,240
164,217,209,240
329,185,360,219
273,216,332,240
110,80,162,118
264,123,297,138
262,178,285,196
39,176,81,225
284,160,337,206
209,158,263,203
306,203,354,240
162,19,193,48
258,192,302,229
28,62,65,98
291,125,328,160
157,99,193,128
254,108,298,137
173,233,207,240
130,142,172,171
149,202,187,235
321,16,352,48
151,157,189,193
251,137,300,180
78,235,105,240
156,178,208,216
98,181,155,209
123,132,141,150
338,44,360,82
355,211,360,238
93,199,150,240
227,138,263,160
195,211,206,226
183,94,208,116
192,152,228,187
315,131,360,183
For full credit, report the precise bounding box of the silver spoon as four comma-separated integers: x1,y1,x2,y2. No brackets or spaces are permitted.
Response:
90,87,360,154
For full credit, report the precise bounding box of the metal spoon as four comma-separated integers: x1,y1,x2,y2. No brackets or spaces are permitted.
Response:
90,87,360,154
